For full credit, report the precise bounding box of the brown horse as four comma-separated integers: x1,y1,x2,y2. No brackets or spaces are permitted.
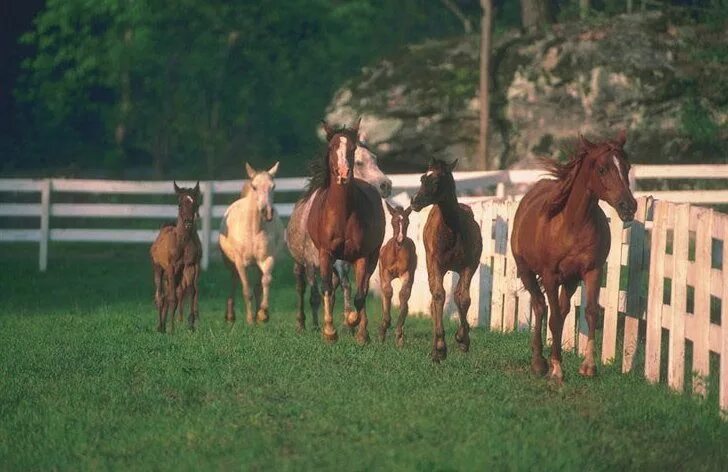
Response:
307,118,386,344
378,202,417,346
411,159,483,362
511,131,637,382
150,181,202,333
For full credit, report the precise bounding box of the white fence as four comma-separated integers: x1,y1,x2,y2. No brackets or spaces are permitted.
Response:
375,195,728,414
1,165,727,271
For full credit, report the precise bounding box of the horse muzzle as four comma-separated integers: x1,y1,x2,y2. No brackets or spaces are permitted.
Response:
616,199,637,222
379,180,392,198
336,176,350,185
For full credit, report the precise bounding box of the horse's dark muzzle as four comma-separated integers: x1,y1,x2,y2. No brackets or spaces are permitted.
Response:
617,199,637,222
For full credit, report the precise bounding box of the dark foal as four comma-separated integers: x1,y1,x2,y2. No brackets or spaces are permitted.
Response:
150,182,202,333
307,118,386,344
378,202,417,346
411,159,483,362
511,131,637,382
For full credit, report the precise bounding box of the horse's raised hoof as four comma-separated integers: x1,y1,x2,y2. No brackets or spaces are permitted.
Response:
256,308,269,324
579,363,597,378
345,310,361,328
531,357,548,377
322,326,338,343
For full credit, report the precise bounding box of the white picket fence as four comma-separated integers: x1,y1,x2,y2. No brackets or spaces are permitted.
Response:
375,195,727,413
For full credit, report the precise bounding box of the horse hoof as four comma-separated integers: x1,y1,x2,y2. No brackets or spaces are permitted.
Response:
378,328,387,343
296,323,305,334
257,309,269,324
457,341,470,353
345,311,360,328
157,325,165,334
395,334,405,348
531,358,548,377
323,328,338,343
579,363,597,378
245,317,255,326
431,347,447,363
356,331,370,346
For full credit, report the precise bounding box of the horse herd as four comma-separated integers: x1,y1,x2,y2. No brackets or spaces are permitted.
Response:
150,119,636,382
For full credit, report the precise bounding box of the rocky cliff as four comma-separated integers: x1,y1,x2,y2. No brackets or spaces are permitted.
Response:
325,12,727,171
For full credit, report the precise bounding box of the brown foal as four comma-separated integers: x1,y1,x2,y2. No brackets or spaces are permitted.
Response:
378,202,417,346
150,182,202,333
411,159,483,362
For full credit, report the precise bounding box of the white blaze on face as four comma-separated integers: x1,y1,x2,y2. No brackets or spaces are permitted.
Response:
613,155,626,186
336,137,349,178
184,195,193,204
425,170,434,177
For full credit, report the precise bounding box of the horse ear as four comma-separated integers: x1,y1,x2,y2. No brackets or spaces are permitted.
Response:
579,133,595,148
352,116,362,134
447,159,458,172
173,180,181,194
193,181,200,196
615,129,627,147
385,200,397,216
268,161,280,176
404,206,412,217
245,162,256,179
321,120,335,141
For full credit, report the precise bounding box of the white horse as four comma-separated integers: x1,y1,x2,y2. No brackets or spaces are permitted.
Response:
219,162,285,324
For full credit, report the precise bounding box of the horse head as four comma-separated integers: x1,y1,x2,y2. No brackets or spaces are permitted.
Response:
322,118,359,186
411,158,458,212
173,180,201,230
582,130,636,222
245,161,279,222
386,201,412,244
354,133,391,197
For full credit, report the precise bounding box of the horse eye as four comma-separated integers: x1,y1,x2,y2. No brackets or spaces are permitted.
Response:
251,185,257,190
598,167,607,176
355,161,364,166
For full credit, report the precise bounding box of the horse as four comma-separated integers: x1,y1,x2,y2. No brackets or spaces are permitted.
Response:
411,159,483,362
219,162,285,325
307,118,386,344
511,130,637,383
286,134,391,332
150,181,202,333
378,202,417,346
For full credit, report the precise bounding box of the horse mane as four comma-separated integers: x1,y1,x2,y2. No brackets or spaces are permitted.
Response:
302,125,359,199
538,139,592,218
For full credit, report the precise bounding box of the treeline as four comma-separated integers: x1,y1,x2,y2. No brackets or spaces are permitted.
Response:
3,0,725,178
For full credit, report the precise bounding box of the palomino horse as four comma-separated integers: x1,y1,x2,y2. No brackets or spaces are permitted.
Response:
307,119,385,344
150,181,202,333
411,159,483,362
219,162,285,324
378,202,417,346
286,134,391,332
511,131,637,382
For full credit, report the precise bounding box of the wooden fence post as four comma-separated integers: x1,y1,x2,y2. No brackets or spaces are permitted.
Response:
201,181,213,270
719,215,728,417
39,179,51,272
645,200,668,383
692,207,713,397
667,203,690,392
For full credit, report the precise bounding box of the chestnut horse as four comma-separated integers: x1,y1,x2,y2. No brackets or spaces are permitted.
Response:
150,181,202,333
411,159,483,362
307,119,385,344
378,202,417,346
511,131,636,382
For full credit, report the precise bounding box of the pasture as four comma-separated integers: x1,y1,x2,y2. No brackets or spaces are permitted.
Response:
2,244,728,470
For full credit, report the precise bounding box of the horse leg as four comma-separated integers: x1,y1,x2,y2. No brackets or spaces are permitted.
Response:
542,277,565,383
256,257,273,323
188,266,200,330
335,261,354,328
294,262,306,332
153,264,165,332
352,255,376,345
331,266,341,328
165,270,178,334
429,265,447,362
579,269,601,377
235,262,255,325
394,272,413,348
518,267,547,375
223,252,237,323
378,269,393,343
454,266,475,353
319,250,337,342
307,267,321,330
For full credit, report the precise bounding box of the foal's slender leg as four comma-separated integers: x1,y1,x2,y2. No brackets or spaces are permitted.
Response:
550,278,579,363
294,262,306,332
222,253,237,323
235,261,255,325
256,256,273,323
319,250,337,341
543,277,565,382
518,267,547,375
454,266,475,353
428,265,447,362
189,266,200,330
337,261,354,323
165,269,178,334
352,255,376,345
378,268,394,343
579,269,601,377
307,267,321,330
153,264,165,332
394,271,413,348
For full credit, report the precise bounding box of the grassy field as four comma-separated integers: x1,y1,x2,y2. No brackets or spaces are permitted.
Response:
1,244,728,471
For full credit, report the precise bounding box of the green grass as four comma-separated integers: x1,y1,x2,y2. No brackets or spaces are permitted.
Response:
1,244,728,471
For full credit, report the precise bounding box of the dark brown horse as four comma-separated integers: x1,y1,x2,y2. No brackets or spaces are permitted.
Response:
378,202,417,346
411,159,483,362
150,182,202,333
511,131,637,382
307,119,385,344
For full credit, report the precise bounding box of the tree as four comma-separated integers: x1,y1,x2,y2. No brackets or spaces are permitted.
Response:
520,0,551,33
478,0,494,169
